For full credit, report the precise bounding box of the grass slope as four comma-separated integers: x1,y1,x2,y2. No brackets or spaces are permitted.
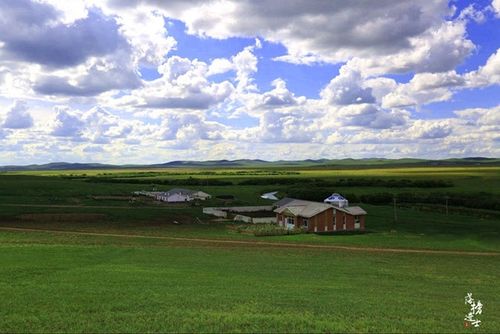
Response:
0,231,499,333
0,165,498,332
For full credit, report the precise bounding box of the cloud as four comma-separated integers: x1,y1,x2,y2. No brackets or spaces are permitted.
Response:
130,56,234,110
379,49,500,109
455,106,500,129
113,1,475,76
123,1,448,65
457,4,487,23
112,6,177,67
260,79,304,108
34,59,142,96
346,19,475,75
0,1,497,163
230,44,259,92
50,105,140,144
0,1,126,68
142,95,224,110
492,0,500,17
466,48,500,87
83,145,105,153
255,109,317,143
382,71,464,108
412,120,452,139
2,101,33,129
158,112,226,149
321,66,375,105
410,71,466,91
207,58,234,76
334,104,408,129
50,107,86,139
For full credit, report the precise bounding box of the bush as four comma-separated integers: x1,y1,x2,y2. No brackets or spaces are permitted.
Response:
85,177,233,186
239,177,453,188
359,192,394,205
235,224,304,237
357,191,500,211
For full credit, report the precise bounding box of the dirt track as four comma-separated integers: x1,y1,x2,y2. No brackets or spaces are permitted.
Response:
0,203,187,210
0,226,498,257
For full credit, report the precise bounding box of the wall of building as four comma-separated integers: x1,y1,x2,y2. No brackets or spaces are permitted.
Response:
233,215,252,223
252,217,276,224
218,206,273,212
276,209,365,232
167,194,190,202
202,207,227,218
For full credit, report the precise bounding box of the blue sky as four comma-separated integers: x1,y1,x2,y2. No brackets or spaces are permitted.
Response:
0,0,498,164
161,20,342,99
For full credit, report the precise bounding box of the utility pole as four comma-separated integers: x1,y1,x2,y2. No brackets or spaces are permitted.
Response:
393,196,398,223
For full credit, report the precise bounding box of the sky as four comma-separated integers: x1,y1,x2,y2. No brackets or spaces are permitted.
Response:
0,0,499,165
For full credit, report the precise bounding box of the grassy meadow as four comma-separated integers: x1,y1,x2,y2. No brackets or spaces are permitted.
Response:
0,165,499,332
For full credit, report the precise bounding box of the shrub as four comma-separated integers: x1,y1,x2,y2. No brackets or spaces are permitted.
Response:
235,224,304,237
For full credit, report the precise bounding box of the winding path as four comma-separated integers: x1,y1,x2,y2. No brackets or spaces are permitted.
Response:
0,226,498,257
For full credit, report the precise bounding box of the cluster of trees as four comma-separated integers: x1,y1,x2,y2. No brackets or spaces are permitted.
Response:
81,175,453,189
85,177,233,186
284,187,499,211
239,178,453,188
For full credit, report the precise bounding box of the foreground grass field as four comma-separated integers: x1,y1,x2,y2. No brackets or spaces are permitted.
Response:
0,230,499,333
0,165,499,332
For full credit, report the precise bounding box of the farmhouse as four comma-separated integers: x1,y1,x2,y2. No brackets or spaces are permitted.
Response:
135,188,211,202
274,198,366,233
157,188,212,202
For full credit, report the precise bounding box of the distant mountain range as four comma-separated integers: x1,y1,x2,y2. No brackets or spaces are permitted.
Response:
1,157,499,172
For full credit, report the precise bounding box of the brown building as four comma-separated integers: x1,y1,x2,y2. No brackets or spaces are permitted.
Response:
274,198,366,233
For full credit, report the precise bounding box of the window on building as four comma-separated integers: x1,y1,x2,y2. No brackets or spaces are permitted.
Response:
354,215,361,229
303,218,308,228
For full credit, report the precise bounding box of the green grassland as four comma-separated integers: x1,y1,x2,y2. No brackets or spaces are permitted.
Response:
0,231,499,333
0,165,499,332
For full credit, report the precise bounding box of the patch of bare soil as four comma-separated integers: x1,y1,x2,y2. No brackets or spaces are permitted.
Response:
18,213,108,223
90,196,133,201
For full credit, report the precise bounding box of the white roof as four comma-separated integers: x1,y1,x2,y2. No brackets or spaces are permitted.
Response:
341,206,367,215
193,190,211,196
274,199,332,218
274,198,367,218
324,193,347,201
261,191,279,200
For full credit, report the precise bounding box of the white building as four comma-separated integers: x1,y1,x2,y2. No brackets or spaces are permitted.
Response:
323,193,349,207
261,191,279,200
156,188,211,202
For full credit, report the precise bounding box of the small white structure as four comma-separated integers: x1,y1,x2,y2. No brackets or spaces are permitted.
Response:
135,188,211,203
159,188,212,202
203,207,227,218
323,193,349,208
261,191,279,200
191,190,212,200
157,191,191,202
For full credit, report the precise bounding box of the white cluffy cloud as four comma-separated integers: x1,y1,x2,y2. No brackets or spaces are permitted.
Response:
2,101,34,129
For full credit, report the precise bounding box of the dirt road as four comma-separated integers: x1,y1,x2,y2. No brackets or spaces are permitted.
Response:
0,203,187,210
0,226,498,257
